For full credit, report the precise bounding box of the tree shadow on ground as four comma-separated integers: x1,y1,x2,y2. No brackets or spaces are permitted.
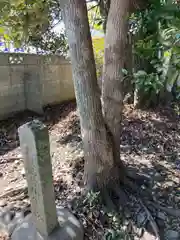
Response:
66,105,180,239
0,110,39,156
50,103,180,239
0,102,179,239
0,100,76,156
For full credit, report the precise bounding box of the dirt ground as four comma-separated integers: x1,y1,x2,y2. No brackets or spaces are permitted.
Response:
0,101,180,239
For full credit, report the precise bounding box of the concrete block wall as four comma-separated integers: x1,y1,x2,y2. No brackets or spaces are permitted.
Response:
41,55,75,105
0,53,75,120
0,54,26,118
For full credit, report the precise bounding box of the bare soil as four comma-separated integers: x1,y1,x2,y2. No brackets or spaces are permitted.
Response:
0,101,179,239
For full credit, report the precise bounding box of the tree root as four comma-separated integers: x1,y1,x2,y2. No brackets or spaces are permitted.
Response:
138,198,160,240
100,184,160,240
97,172,162,240
122,173,180,219
126,169,152,188
89,166,180,240
149,201,180,217
101,188,117,211
125,169,180,218
113,186,128,208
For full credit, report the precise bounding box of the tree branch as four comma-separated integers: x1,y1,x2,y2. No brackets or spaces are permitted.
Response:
87,1,100,11
88,4,99,11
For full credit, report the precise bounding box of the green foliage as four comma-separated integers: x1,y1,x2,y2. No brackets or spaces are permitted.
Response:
104,212,130,240
0,0,67,53
88,3,104,32
133,70,163,94
132,0,180,102
29,31,68,54
161,27,180,93
85,191,101,207
174,103,180,115
83,191,131,240
0,0,48,43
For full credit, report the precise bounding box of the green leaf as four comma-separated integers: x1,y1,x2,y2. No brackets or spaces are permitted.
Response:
0,27,5,35
122,68,128,75
3,33,10,41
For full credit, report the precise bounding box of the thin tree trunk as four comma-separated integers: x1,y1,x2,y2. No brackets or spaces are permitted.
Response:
61,0,116,189
102,0,130,167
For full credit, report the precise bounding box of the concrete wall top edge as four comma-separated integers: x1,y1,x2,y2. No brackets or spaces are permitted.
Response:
0,53,71,66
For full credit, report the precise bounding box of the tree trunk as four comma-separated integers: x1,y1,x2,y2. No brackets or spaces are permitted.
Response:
60,3,159,230
62,0,131,191
61,0,116,189
102,0,130,167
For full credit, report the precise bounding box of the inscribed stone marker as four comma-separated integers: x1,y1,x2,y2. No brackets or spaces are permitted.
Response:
18,120,59,237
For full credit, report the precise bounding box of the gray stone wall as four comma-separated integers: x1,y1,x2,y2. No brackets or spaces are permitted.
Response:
0,53,75,119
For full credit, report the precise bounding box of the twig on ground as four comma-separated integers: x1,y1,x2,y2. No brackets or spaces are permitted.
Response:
0,185,27,199
0,157,22,164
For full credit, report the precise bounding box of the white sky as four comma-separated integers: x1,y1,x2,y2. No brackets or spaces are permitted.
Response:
53,21,104,37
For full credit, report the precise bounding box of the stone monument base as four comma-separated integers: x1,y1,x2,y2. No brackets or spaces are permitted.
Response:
11,207,84,240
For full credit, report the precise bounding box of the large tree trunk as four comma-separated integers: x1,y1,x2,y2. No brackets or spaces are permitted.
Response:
102,0,130,167
62,0,132,191
61,0,116,189
60,3,161,238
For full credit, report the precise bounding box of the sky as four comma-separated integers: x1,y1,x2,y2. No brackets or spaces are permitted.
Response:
53,19,104,38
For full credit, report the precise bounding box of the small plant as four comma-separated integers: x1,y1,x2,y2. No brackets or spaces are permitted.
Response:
133,70,164,94
104,211,131,240
84,190,101,207
105,229,128,240
75,191,132,239
174,103,180,116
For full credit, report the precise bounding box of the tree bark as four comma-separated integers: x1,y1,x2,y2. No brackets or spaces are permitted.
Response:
102,0,130,167
61,0,131,191
61,0,116,189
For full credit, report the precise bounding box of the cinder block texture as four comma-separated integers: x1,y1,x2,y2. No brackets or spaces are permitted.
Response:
0,53,75,119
